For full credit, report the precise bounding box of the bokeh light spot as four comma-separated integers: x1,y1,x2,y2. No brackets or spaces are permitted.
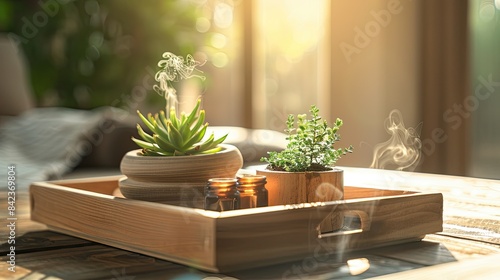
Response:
212,52,229,68
214,2,233,29
89,31,104,48
79,59,94,76
196,17,211,33
211,33,227,49
86,45,100,61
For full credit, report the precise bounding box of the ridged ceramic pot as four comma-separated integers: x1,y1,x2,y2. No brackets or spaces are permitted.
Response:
119,144,243,207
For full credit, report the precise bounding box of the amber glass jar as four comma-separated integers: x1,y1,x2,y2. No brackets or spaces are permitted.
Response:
237,175,268,208
205,178,240,211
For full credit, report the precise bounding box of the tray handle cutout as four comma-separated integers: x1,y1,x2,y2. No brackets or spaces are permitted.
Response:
317,207,371,239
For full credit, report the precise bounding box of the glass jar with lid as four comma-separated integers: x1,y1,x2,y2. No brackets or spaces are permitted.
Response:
237,174,268,208
205,178,240,211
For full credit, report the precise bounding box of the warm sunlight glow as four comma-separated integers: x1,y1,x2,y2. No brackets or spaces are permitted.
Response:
211,33,228,49
212,52,229,68
196,17,211,33
347,258,370,276
253,0,330,130
214,2,234,28
257,0,326,62
479,0,497,20
496,0,500,9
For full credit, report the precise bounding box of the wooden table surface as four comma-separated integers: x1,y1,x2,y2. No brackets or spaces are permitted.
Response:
1,167,500,279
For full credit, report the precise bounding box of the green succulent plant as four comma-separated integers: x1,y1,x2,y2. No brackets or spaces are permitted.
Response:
132,98,227,156
261,105,353,172
131,52,226,156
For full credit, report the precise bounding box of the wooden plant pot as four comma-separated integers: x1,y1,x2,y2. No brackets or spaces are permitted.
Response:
119,144,243,205
256,168,344,206
256,168,344,232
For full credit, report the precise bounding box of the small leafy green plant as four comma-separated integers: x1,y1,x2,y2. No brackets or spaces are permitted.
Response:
132,52,226,156
261,105,353,172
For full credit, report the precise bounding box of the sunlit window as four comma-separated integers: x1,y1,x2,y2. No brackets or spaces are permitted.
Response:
253,0,330,131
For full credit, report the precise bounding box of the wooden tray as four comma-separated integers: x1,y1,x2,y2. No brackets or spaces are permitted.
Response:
29,175,443,273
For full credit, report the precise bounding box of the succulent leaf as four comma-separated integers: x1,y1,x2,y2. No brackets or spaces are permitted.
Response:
181,123,208,150
154,135,177,154
131,137,160,152
158,110,169,129
136,124,155,144
137,111,155,132
190,110,206,134
147,113,156,127
201,146,222,154
141,149,166,156
169,107,180,129
186,99,201,122
134,100,225,156
167,122,184,149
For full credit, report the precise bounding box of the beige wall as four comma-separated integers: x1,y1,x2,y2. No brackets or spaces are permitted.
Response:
202,0,424,170
330,0,422,169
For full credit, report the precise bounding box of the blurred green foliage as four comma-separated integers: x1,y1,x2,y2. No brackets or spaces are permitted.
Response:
0,0,202,109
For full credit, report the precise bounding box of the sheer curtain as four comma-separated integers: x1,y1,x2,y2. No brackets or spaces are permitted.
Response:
418,0,470,175
203,0,471,176
469,0,500,179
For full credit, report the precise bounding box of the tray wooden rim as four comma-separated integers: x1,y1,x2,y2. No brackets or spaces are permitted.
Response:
32,175,441,217
29,175,444,273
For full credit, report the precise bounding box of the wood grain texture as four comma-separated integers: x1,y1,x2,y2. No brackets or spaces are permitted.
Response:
29,177,443,273
0,235,456,280
118,177,205,207
369,253,500,279
213,192,442,272
0,230,93,255
0,192,47,235
229,240,456,280
256,168,344,206
119,144,242,202
342,167,500,245
2,166,500,279
0,244,198,280
30,181,218,272
423,234,500,259
120,144,243,183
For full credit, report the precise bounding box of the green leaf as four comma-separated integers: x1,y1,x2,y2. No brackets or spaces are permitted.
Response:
131,137,161,152
181,123,208,150
136,124,155,143
167,121,184,150
154,135,177,154
137,111,155,132
260,104,353,171
169,107,180,129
